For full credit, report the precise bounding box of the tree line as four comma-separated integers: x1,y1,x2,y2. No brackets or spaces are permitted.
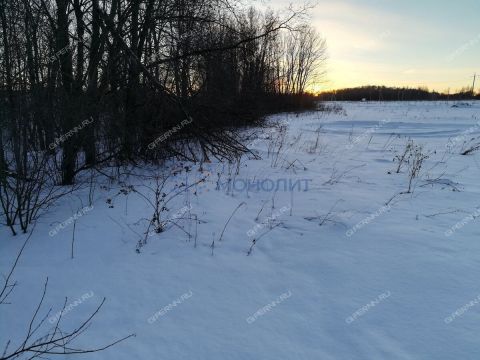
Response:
0,0,325,234
318,85,479,102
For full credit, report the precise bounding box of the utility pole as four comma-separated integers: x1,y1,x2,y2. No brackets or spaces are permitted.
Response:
472,73,476,95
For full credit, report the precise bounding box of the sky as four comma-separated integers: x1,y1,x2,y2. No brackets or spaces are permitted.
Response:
264,0,480,93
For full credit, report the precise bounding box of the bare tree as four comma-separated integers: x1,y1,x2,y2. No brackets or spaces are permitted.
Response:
0,0,326,233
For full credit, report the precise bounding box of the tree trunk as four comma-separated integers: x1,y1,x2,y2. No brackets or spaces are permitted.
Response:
56,0,76,185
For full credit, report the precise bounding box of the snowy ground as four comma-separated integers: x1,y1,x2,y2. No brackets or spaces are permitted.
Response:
1,101,480,359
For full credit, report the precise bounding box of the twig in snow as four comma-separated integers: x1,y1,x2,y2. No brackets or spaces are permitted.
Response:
255,201,267,222
71,220,76,259
218,202,246,242
247,223,282,256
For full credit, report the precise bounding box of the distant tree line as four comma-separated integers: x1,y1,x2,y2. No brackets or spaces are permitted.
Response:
318,85,479,102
